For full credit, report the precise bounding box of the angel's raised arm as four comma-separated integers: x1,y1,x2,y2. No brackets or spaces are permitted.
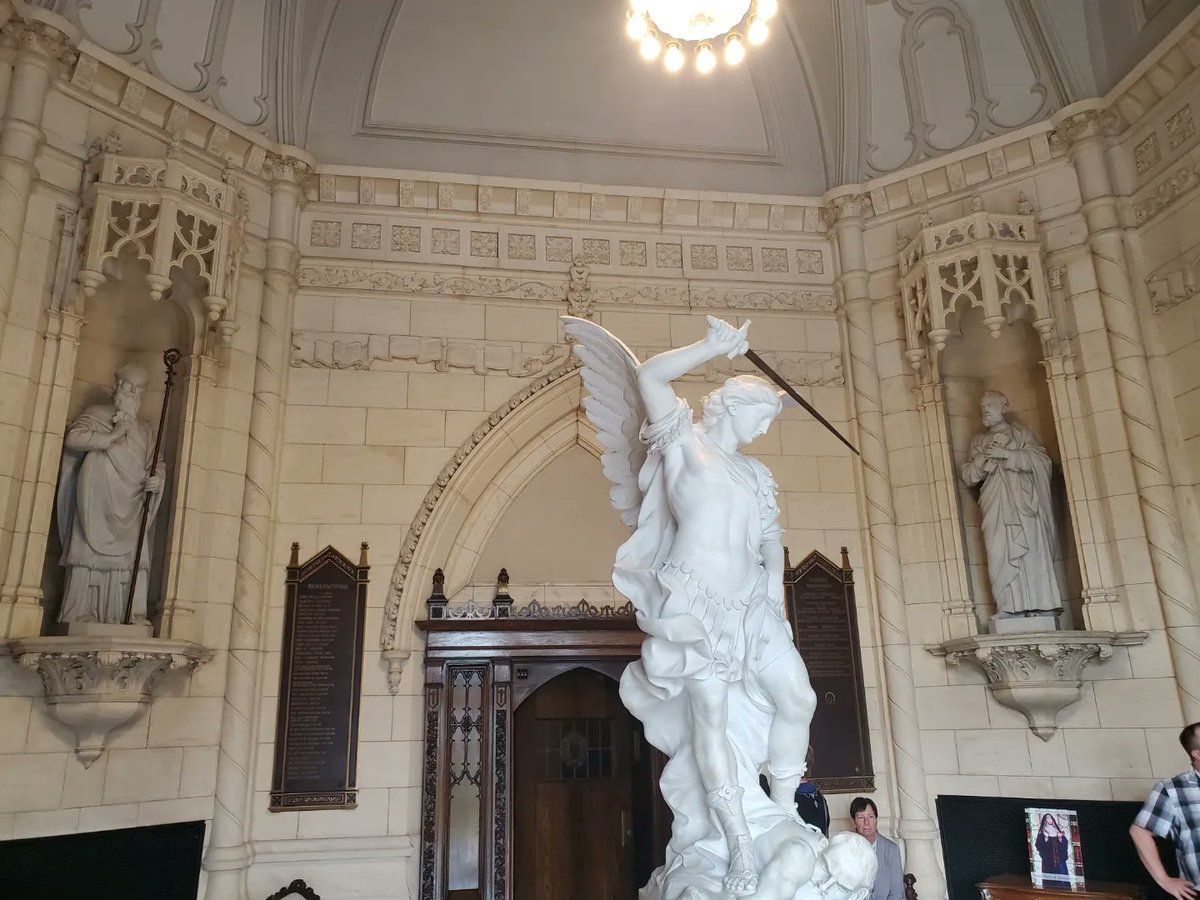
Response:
635,316,750,424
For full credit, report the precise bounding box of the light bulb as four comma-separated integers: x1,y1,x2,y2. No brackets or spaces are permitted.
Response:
626,12,648,40
725,33,745,64
757,0,779,19
747,16,769,44
695,42,716,74
640,32,662,60
664,42,685,72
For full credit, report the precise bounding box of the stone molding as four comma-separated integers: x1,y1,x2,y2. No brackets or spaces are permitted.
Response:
289,332,843,385
7,634,212,766
1105,18,1200,136
931,630,1148,740
379,360,580,661
43,6,1200,231
296,265,836,313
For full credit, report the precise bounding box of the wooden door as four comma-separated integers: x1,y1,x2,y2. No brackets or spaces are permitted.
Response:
513,667,634,900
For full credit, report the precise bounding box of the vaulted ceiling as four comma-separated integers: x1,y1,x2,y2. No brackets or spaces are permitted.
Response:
38,0,1200,194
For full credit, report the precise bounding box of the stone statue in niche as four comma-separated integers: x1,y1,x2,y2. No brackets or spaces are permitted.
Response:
565,313,876,899
56,362,165,625
960,390,1065,631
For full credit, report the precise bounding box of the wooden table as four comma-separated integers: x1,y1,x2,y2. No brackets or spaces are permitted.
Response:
979,874,1143,900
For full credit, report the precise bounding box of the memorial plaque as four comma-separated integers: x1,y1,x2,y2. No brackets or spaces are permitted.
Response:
270,543,369,811
783,548,874,793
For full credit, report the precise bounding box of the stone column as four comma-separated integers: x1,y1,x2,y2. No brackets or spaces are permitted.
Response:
0,12,75,350
826,194,947,899
1056,104,1200,721
204,155,306,898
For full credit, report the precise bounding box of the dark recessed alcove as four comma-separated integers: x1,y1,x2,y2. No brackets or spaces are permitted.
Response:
0,820,205,900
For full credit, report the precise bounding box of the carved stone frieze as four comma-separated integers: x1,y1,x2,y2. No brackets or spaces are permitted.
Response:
297,265,836,312
1134,165,1200,224
8,635,212,766
932,631,1146,740
291,332,570,376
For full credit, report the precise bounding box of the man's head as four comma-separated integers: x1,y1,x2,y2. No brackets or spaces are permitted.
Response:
980,390,1009,428
113,363,148,417
1180,722,1200,768
850,797,878,842
701,375,783,446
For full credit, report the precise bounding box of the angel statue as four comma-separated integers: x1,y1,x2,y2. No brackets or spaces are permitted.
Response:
564,315,868,900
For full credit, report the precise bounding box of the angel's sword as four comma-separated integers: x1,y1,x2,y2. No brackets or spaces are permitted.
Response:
744,348,861,457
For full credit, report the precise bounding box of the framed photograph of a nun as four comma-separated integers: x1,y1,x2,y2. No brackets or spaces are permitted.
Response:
1026,807,1085,887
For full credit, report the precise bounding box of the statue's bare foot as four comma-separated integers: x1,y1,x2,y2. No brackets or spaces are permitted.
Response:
724,833,759,896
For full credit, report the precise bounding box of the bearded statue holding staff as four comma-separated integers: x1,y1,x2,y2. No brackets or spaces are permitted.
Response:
564,314,873,900
56,362,166,625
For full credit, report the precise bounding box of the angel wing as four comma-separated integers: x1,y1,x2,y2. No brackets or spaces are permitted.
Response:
562,316,648,527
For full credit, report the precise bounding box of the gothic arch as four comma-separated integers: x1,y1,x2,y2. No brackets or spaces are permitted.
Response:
380,362,610,679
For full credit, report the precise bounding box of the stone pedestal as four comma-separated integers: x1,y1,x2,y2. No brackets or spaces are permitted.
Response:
6,634,211,766
931,631,1147,740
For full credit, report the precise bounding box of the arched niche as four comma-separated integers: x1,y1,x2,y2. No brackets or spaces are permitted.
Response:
42,253,200,635
940,303,1081,628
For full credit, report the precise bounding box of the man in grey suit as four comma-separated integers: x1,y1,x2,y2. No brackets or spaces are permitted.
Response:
851,797,905,900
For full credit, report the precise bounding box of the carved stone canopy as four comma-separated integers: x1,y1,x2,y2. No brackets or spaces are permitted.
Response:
930,631,1147,740
897,200,1056,373
76,148,249,355
6,633,212,766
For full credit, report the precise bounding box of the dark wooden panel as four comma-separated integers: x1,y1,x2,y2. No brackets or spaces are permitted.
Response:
784,548,874,793
271,544,368,811
514,669,635,900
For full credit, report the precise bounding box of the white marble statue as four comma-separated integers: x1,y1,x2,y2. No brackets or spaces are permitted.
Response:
565,314,871,900
960,390,1064,620
56,362,165,624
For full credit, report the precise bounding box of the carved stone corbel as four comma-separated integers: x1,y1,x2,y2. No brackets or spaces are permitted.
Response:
7,635,211,766
930,631,1147,740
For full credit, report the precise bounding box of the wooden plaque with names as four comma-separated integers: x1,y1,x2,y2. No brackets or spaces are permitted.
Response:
270,543,369,811
783,548,875,793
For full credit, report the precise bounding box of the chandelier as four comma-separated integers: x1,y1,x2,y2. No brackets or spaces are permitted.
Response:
625,0,777,73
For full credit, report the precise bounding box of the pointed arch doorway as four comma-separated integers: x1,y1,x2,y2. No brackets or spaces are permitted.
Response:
416,591,670,900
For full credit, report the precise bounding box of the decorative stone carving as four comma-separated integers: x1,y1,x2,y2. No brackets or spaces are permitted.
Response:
897,200,1056,371
295,265,837,312
1147,255,1200,312
76,147,248,351
1167,106,1195,149
431,597,634,620
1134,165,1200,224
291,333,569,375
8,634,212,766
565,255,595,318
932,631,1147,740
1135,134,1162,175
